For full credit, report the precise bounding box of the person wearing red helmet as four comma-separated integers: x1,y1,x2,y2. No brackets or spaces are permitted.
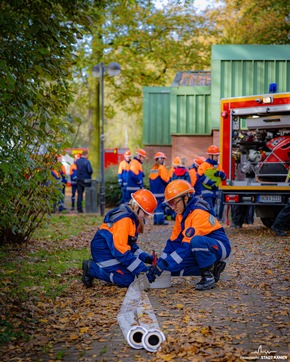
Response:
149,152,170,225
82,189,157,288
118,150,131,204
125,149,147,202
195,145,226,213
146,180,231,291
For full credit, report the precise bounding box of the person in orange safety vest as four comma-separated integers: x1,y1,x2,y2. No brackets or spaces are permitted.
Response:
69,154,79,210
125,149,146,202
146,180,231,290
188,156,206,188
82,189,158,288
149,152,170,225
195,145,226,212
118,150,131,204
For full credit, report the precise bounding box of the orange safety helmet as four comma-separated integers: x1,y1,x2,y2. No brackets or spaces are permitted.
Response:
124,150,131,157
206,145,220,155
154,152,166,159
136,149,147,158
173,156,181,166
164,180,194,203
193,156,206,166
131,189,157,215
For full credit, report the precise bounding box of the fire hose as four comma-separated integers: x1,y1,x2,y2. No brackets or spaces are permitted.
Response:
117,273,165,352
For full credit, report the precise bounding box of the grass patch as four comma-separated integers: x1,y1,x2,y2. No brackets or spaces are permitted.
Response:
0,213,103,345
1,213,101,301
32,213,101,241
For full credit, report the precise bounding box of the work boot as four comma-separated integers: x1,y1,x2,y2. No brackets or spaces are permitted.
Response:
271,225,287,237
82,260,93,288
213,260,226,282
195,265,216,291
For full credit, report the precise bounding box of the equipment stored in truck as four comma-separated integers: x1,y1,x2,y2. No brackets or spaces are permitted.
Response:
219,88,290,227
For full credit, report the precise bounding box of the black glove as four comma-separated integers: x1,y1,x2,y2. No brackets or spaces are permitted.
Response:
214,171,226,180
146,265,163,283
146,268,156,283
144,256,154,265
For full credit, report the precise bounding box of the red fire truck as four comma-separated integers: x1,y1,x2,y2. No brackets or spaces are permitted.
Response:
219,91,290,227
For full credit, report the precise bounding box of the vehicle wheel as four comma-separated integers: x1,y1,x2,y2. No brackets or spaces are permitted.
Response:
260,217,275,228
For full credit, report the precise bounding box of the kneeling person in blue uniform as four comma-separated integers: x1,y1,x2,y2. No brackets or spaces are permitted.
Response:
82,189,158,288
146,180,231,291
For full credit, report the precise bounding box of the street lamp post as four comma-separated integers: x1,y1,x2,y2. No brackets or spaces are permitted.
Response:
92,62,121,216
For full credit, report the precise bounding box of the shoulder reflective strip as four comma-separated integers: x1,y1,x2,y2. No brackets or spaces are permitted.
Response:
110,273,114,283
97,259,120,267
134,249,142,256
191,247,209,252
160,252,167,259
204,177,211,183
216,239,227,260
127,258,142,272
154,193,165,197
170,251,183,264
150,170,159,174
209,214,216,226
201,190,214,195
127,186,139,191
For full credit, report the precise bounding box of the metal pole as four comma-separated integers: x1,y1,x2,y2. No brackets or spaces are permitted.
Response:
100,62,105,216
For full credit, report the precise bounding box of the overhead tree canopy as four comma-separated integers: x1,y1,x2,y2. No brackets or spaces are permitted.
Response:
0,0,99,243
207,0,290,44
70,0,215,153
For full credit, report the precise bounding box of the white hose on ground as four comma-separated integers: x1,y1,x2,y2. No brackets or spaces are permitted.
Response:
137,292,165,352
117,273,165,352
117,274,149,349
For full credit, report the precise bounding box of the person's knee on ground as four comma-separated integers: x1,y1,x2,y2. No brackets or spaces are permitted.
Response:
190,236,227,290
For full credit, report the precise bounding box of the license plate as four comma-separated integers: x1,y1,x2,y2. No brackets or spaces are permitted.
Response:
258,195,282,203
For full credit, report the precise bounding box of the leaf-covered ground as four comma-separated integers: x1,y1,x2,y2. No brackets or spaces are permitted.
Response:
0,218,289,362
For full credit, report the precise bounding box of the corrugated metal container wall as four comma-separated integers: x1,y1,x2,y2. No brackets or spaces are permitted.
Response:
170,86,211,135
211,45,290,130
143,87,171,145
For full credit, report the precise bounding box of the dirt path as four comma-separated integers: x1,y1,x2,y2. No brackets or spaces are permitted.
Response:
51,219,290,362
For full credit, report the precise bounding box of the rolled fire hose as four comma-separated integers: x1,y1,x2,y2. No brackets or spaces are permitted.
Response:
117,273,165,352
137,291,165,352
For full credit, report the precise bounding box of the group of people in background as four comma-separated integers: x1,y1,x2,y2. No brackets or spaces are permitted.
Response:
82,144,232,292
117,145,227,224
51,150,93,214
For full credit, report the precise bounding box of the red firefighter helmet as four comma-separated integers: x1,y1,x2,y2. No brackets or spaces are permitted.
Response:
131,189,157,215
193,156,206,166
154,152,167,159
206,145,220,155
136,149,147,158
164,180,194,203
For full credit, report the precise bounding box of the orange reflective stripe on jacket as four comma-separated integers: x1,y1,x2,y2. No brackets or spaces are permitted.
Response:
149,164,170,182
170,208,222,243
100,217,136,254
189,168,197,186
130,158,143,175
70,163,77,175
198,162,224,176
118,160,130,174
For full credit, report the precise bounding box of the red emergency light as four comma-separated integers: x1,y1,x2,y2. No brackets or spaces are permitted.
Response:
225,194,239,203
